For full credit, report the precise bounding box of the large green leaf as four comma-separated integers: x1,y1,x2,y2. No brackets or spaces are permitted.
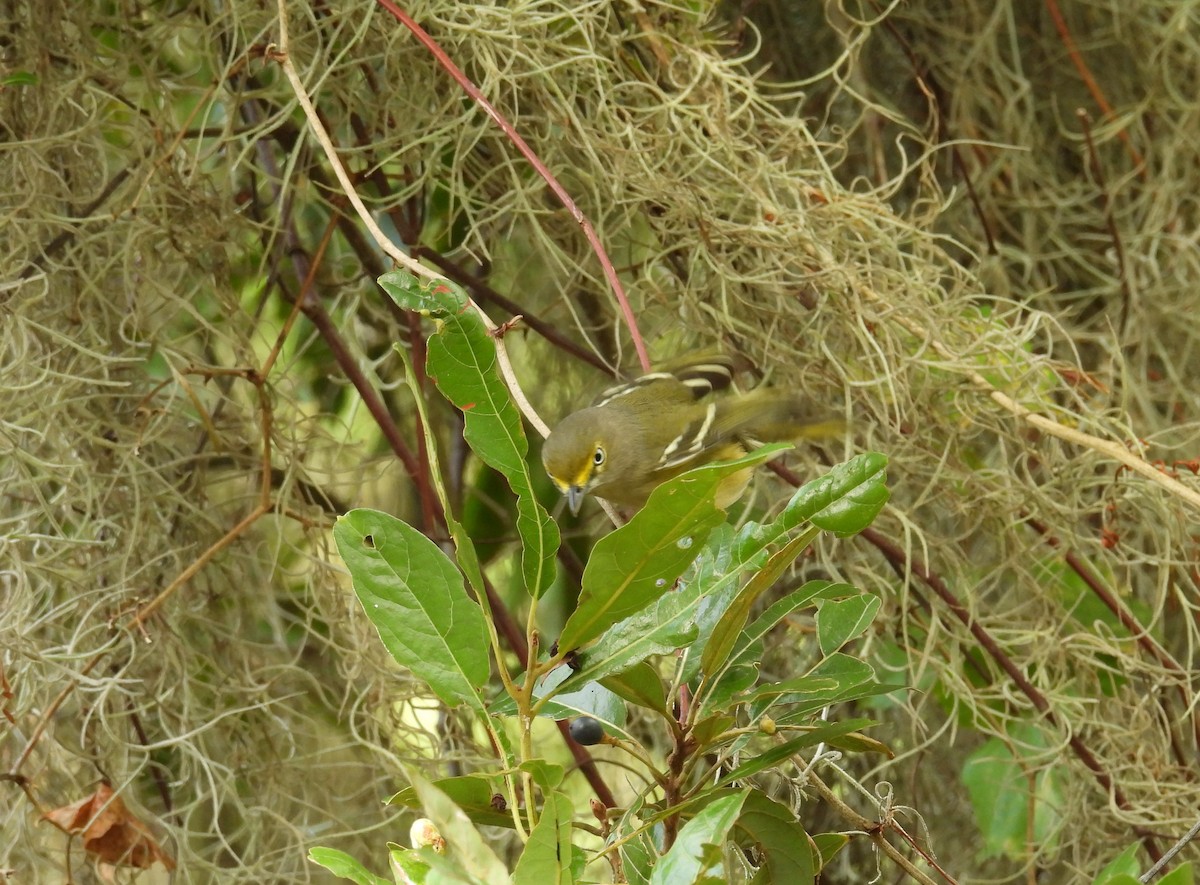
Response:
380,271,559,597
734,453,888,560
1092,844,1141,883
734,792,815,883
513,792,575,885
557,450,780,651
1158,867,1195,885
675,524,737,684
334,509,488,712
650,791,747,885
806,453,890,536
541,560,715,704
962,724,1066,861
601,662,668,716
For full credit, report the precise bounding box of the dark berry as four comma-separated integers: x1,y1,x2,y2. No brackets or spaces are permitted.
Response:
569,716,605,745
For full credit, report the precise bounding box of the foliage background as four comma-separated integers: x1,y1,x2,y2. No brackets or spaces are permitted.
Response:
3,0,1199,881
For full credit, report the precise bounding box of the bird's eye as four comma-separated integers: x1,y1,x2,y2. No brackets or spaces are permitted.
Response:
593,446,605,467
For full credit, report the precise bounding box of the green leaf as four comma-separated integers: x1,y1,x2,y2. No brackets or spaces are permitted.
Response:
513,792,575,885
393,345,491,614
557,451,779,652
601,662,669,716
651,791,747,885
1092,843,1141,883
807,454,889,537
398,847,493,885
677,525,740,684
390,775,514,830
750,652,898,722
691,714,736,747
519,760,566,792
2,71,37,87
543,616,697,704
1091,847,1190,885
542,566,709,704
762,678,903,725
815,593,881,655
811,832,849,870
621,841,654,885
616,800,658,885
379,270,470,316
522,666,629,733
308,847,391,885
820,729,893,756
1158,866,1195,885
736,454,888,557
333,509,488,712
701,529,817,679
403,770,511,884
380,271,559,597
733,792,815,883
388,848,432,885
699,663,760,718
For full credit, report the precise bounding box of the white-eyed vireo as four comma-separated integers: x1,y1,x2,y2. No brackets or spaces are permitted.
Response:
541,353,843,514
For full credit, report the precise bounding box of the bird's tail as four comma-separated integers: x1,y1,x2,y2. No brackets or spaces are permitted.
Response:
717,388,845,444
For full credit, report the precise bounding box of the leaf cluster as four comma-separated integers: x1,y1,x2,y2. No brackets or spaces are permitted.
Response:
321,274,893,884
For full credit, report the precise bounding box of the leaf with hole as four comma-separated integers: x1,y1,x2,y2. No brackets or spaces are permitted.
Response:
333,509,488,713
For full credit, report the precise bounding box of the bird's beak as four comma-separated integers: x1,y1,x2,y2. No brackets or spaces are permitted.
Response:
567,486,586,515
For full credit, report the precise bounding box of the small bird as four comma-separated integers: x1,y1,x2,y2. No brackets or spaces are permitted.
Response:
541,353,843,515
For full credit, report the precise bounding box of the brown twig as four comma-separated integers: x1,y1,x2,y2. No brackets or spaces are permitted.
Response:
1077,108,1134,337
858,525,1163,862
1027,516,1200,752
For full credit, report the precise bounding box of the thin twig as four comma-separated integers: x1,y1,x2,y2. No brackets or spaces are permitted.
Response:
1140,817,1200,883
269,8,551,437
374,0,651,373
857,285,1200,513
804,769,945,885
